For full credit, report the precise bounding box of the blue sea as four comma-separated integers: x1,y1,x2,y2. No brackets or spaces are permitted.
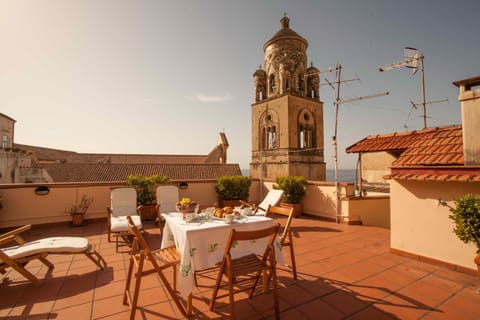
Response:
240,168,357,183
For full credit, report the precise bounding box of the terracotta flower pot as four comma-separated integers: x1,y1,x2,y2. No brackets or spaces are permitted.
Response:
280,202,303,217
475,253,480,285
71,213,84,226
138,205,158,220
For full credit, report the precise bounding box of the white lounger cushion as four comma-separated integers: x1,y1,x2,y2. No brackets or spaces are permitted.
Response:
1,237,91,261
110,215,142,233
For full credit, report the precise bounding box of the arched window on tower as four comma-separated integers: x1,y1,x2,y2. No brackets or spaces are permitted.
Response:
269,74,276,95
260,111,279,151
298,109,315,149
298,75,304,93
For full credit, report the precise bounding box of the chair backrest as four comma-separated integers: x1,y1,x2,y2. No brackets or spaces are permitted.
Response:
224,224,280,260
258,189,284,211
156,185,179,213
126,215,151,254
110,188,138,217
265,205,294,245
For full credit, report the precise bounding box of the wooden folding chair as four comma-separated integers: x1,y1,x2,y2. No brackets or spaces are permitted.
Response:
0,225,106,286
209,224,280,320
123,216,186,319
265,205,297,279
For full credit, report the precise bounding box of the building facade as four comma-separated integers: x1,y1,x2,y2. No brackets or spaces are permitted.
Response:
250,16,326,181
0,113,15,150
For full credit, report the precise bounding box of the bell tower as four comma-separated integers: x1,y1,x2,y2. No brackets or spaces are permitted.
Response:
250,15,326,180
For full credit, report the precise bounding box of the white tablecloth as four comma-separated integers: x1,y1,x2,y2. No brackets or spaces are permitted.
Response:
161,212,283,298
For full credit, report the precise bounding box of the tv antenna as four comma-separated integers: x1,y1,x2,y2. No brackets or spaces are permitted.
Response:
379,47,443,129
324,64,389,223
404,97,449,129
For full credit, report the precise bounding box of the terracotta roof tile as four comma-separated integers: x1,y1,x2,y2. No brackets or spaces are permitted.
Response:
388,167,480,182
14,144,209,165
40,163,242,183
346,125,464,166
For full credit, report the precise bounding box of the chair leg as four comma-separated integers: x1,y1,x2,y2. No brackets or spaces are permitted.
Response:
123,255,135,306
129,256,145,320
228,272,236,320
271,261,280,320
12,264,42,286
38,255,54,269
84,247,106,270
288,232,297,280
172,265,177,291
289,243,297,280
209,264,225,310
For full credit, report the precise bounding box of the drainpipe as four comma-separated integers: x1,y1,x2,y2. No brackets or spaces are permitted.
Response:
358,153,363,196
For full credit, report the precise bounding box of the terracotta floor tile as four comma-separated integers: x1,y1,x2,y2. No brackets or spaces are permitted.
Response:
53,290,94,310
322,289,370,316
373,293,436,319
347,305,397,320
1,219,478,320
91,295,130,319
296,298,344,320
50,301,93,320
278,283,315,306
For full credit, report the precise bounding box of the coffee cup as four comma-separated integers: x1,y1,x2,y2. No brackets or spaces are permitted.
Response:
242,207,253,216
225,213,234,224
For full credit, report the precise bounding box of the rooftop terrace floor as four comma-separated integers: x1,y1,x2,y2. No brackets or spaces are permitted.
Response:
1,216,479,319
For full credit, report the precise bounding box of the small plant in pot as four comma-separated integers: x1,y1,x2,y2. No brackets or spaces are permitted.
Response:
127,174,170,220
448,193,480,284
215,175,251,207
66,194,93,226
273,176,306,217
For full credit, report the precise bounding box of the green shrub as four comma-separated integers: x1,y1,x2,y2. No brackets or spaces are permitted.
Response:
127,174,170,205
215,175,251,200
273,176,306,204
449,194,480,254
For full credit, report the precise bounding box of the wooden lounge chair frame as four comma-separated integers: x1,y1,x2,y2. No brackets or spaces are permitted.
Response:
240,189,284,214
0,225,106,286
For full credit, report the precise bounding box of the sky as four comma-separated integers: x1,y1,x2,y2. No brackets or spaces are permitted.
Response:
1,0,479,170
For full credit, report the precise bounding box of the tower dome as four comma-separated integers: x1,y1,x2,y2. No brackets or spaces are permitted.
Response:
262,15,309,98
263,15,308,51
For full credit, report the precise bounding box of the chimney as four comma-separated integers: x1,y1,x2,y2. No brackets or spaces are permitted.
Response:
453,76,480,165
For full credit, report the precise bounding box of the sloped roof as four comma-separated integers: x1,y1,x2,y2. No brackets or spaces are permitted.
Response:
346,125,463,166
40,163,242,183
14,144,208,164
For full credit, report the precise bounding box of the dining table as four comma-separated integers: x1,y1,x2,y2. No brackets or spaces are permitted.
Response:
161,211,284,309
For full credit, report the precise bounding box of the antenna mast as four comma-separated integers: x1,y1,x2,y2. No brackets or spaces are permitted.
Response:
379,47,433,128
325,64,388,223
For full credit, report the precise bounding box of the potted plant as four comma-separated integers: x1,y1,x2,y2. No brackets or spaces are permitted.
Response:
449,193,480,282
273,176,306,217
215,175,251,207
66,194,93,226
127,174,170,220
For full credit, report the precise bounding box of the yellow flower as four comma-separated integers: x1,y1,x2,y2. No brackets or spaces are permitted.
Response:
180,197,191,206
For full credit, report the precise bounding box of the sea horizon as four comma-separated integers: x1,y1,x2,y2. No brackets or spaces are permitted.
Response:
241,168,357,183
